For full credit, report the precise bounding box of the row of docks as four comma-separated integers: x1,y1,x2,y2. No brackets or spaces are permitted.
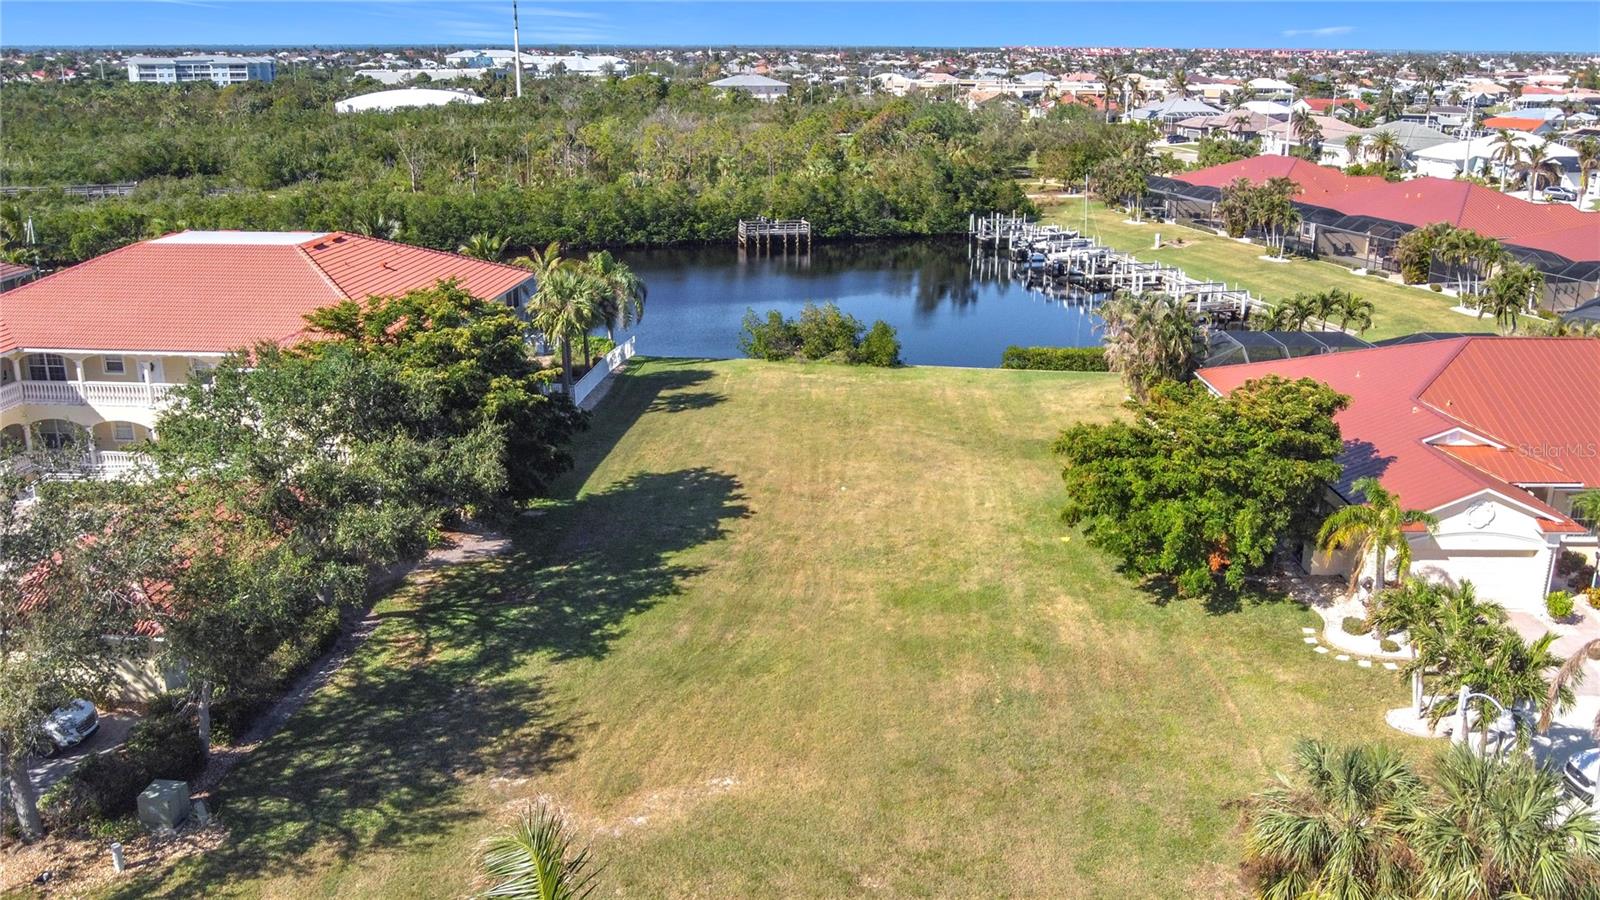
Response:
969,213,1269,328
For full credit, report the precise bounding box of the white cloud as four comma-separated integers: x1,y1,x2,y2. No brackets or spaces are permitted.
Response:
1282,25,1355,37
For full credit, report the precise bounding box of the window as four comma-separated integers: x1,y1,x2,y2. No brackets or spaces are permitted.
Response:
103,356,126,375
35,419,79,451
27,354,69,382
113,422,135,443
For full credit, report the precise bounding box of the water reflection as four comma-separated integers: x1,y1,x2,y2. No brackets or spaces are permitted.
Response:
614,238,1104,368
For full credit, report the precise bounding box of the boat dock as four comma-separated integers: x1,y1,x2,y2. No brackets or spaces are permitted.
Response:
969,212,1270,326
738,217,812,250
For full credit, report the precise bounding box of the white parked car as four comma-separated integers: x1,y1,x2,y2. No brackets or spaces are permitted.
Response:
1565,747,1598,810
41,699,99,753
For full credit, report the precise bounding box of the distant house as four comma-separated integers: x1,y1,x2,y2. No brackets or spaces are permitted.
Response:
1198,337,1599,614
1479,115,1557,136
1260,114,1368,166
1125,96,1223,130
0,261,36,293
1365,120,1457,159
1292,97,1370,120
1173,110,1274,141
710,73,790,102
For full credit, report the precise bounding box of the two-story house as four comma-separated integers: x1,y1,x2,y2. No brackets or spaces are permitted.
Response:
0,230,536,474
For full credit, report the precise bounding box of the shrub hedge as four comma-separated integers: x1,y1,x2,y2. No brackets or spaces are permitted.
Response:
739,302,901,367
41,700,205,831
999,346,1109,371
1340,616,1367,636
1547,590,1575,620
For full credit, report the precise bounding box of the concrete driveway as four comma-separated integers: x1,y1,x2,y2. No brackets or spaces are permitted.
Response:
28,711,139,792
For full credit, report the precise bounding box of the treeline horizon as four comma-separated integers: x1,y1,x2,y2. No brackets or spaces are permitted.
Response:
1,72,1041,266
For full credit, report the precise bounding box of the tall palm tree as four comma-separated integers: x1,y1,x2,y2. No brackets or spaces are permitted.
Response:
1241,738,1422,898
458,231,508,261
1489,129,1523,193
1317,476,1439,594
1097,291,1199,400
480,804,599,900
1515,143,1563,197
1290,108,1322,156
1575,137,1600,201
512,240,570,283
1336,291,1375,333
1343,133,1364,166
1095,58,1121,123
1403,745,1600,897
1168,66,1188,99
1477,261,1542,334
531,267,600,396
1368,130,1401,169
582,251,647,343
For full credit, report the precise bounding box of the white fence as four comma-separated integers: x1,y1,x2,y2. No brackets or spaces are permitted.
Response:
571,336,636,408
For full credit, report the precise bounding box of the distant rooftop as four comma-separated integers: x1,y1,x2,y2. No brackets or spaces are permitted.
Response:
150,231,328,245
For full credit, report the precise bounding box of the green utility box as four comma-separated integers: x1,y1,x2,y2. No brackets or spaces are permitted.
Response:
137,779,191,831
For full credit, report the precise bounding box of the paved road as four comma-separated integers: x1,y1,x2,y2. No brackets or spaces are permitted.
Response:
28,711,139,791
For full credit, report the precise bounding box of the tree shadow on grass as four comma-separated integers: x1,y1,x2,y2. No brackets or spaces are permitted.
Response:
559,360,723,493
1138,573,1297,616
115,467,749,898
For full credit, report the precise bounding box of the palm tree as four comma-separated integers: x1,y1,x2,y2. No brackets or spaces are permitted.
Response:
1275,293,1323,331
1515,143,1563,197
1290,108,1322,157
1343,133,1365,166
512,240,570,283
1401,582,1511,729
479,804,599,900
1367,579,1453,711
1168,66,1188,99
1336,291,1375,333
1240,738,1422,898
1317,476,1439,594
458,231,508,261
1095,58,1121,123
1368,130,1401,169
1489,129,1522,193
1097,291,1199,400
531,267,600,396
1404,745,1600,897
1575,138,1600,200
582,251,646,342
1477,261,1543,334
1541,637,1600,738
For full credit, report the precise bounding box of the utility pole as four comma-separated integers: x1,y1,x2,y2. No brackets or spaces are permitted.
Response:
511,0,523,99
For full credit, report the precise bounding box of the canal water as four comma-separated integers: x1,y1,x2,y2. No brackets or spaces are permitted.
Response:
613,239,1104,368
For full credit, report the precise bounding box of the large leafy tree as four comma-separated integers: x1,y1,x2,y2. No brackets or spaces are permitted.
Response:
299,280,587,504
1055,376,1348,597
0,444,140,839
1316,476,1438,594
1241,738,1422,898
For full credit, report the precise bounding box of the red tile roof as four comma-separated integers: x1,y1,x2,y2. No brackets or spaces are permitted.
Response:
1171,160,1600,262
1479,116,1549,132
1197,337,1600,533
0,232,533,355
1301,97,1369,113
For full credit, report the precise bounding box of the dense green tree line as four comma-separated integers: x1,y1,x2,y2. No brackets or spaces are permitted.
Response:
1,72,1035,266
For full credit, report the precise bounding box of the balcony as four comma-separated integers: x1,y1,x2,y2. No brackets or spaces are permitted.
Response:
0,380,177,411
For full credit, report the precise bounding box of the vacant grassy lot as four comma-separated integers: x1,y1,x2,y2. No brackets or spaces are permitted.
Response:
1038,198,1487,340
115,359,1414,898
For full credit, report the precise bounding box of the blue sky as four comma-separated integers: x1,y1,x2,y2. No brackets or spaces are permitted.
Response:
4,1,1597,52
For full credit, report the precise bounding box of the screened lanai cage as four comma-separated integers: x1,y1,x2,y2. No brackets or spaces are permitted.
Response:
1202,329,1374,367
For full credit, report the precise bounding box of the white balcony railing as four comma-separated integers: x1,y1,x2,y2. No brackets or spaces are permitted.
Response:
1,380,177,411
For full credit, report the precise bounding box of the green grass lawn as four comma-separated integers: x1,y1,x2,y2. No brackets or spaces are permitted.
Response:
113,359,1419,898
1037,198,1486,341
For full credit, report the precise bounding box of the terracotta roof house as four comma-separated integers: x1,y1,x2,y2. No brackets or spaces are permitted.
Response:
1145,157,1600,312
1293,97,1371,119
1479,115,1557,136
1198,337,1599,612
0,231,536,472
